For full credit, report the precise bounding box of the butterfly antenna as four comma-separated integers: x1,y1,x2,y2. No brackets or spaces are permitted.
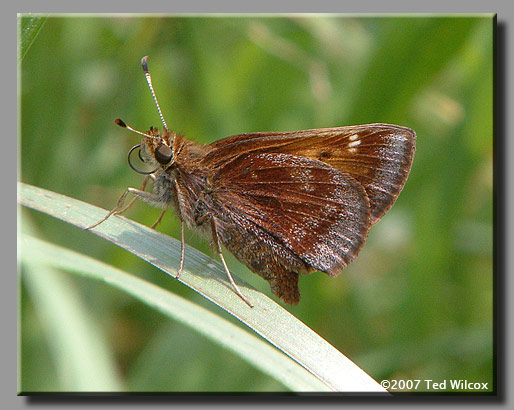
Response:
141,56,168,131
114,118,156,139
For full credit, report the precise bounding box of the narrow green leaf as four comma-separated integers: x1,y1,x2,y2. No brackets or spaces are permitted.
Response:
21,245,124,392
18,182,386,393
18,15,47,63
21,235,329,392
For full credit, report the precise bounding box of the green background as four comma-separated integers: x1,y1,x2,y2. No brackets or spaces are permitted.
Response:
20,15,494,392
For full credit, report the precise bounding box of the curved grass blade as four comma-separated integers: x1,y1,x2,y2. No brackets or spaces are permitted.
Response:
18,15,47,63
21,235,329,392
21,246,125,392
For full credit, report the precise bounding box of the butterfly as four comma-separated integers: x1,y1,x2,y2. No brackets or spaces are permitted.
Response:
88,57,416,307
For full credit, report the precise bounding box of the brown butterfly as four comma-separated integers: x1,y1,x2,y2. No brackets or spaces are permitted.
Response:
88,56,416,307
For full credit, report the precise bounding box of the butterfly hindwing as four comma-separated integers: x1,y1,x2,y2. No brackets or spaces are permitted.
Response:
210,152,371,278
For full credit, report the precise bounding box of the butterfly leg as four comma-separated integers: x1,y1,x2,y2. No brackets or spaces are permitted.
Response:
117,174,155,215
86,175,157,230
151,209,167,229
210,217,254,308
176,220,185,279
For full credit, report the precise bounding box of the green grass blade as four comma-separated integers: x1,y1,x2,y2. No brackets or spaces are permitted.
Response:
21,235,329,392
18,15,47,63
18,182,386,393
21,244,124,392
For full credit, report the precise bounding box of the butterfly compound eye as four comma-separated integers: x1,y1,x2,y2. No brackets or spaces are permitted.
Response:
155,144,173,165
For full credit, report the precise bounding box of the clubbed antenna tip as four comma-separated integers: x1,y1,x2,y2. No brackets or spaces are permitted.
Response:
141,56,149,74
140,55,168,130
115,118,155,139
115,118,127,128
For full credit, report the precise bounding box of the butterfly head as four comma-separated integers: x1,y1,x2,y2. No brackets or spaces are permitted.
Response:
139,126,175,168
115,119,175,174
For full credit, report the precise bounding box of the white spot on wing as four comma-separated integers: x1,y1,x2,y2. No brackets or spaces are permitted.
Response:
348,140,361,148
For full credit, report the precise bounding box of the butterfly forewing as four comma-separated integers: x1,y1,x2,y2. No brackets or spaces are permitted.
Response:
203,124,416,225
308,125,416,225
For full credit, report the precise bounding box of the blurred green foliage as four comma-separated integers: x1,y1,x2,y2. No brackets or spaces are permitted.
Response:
20,15,493,392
